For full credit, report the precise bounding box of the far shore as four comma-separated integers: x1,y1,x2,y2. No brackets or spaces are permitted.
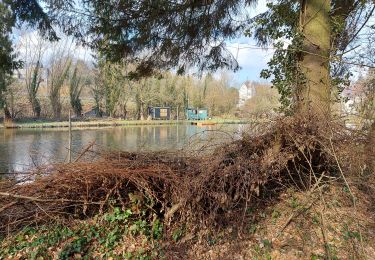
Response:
0,118,250,129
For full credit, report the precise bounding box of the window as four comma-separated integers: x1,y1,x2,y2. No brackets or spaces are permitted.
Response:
160,108,168,117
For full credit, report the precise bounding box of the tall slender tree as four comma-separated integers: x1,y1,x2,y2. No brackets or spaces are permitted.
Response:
47,37,74,119
69,63,84,117
28,60,42,118
18,33,46,118
48,58,71,119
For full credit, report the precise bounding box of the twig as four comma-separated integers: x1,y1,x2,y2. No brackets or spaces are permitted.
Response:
328,137,367,257
74,141,96,163
320,209,332,260
277,196,318,236
0,202,17,214
165,201,184,220
277,175,325,237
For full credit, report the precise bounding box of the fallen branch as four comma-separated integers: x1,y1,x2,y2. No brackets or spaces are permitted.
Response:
74,141,96,163
0,192,102,205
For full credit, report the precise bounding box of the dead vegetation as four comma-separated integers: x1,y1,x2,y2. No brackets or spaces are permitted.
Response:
0,115,374,258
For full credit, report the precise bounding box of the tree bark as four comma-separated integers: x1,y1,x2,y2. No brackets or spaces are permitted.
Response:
3,105,11,120
297,0,331,116
366,122,375,173
140,102,145,121
123,104,128,119
30,97,41,118
53,103,62,120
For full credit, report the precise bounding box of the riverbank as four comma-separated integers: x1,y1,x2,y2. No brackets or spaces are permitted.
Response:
0,118,250,129
0,116,374,258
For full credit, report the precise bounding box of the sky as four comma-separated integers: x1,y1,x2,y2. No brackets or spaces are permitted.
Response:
226,37,274,86
225,1,273,86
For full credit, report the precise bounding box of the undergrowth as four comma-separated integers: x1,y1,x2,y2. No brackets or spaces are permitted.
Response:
1,181,374,259
0,204,164,259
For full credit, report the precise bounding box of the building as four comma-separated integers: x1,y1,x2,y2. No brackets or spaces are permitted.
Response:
341,82,366,115
238,81,256,107
148,107,171,120
186,108,208,120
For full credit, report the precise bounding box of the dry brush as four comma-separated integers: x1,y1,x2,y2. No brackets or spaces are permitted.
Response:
0,115,367,235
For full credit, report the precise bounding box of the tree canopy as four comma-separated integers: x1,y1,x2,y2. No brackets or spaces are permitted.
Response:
0,2,18,111
3,0,375,115
38,0,259,77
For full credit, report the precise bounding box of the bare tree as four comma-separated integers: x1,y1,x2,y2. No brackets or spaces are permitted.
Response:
69,60,90,117
18,32,47,118
47,38,73,119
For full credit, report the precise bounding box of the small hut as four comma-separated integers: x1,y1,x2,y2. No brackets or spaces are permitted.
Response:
185,108,208,120
148,107,171,120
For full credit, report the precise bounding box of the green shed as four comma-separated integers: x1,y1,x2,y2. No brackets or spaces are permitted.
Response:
186,108,208,120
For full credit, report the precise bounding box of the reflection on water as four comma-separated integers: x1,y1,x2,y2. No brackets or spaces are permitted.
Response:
0,124,246,173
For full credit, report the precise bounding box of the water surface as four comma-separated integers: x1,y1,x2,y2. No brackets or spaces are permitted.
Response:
0,123,246,174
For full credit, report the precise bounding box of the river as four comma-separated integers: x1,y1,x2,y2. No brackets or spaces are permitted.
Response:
0,123,247,174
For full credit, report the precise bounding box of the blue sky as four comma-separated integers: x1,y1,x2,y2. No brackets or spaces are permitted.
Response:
226,37,274,85
221,1,273,86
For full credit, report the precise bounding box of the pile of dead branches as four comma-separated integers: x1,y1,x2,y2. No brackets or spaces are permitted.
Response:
0,115,365,234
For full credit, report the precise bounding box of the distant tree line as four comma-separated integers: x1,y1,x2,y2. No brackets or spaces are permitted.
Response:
1,34,239,120
92,56,239,120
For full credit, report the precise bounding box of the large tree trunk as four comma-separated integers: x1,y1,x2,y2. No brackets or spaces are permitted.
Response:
366,122,375,173
297,0,331,116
